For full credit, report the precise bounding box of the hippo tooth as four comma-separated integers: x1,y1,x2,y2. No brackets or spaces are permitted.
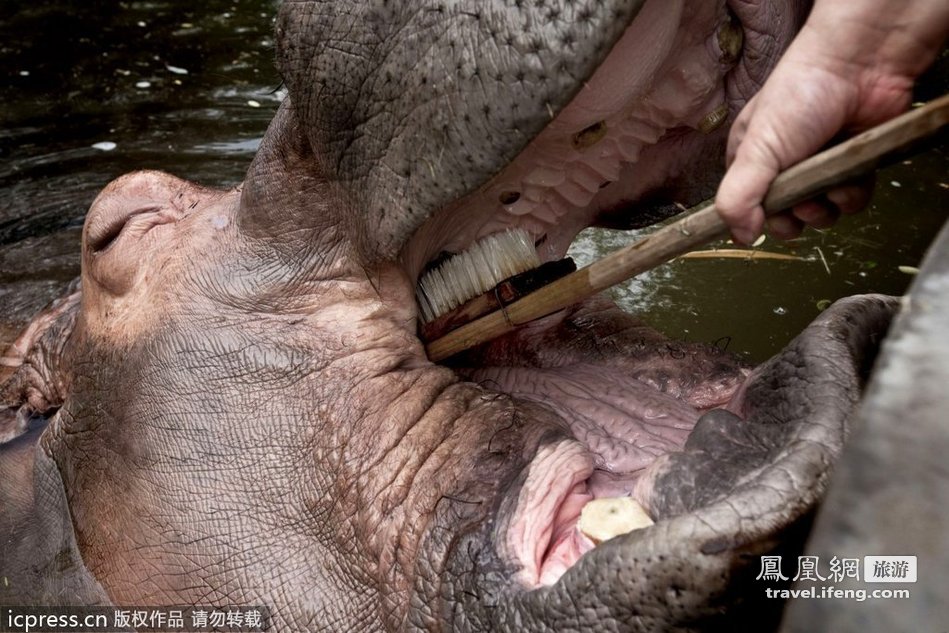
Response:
577,497,654,544
698,103,729,135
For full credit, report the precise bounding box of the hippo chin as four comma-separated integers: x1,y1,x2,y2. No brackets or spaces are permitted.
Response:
0,1,914,631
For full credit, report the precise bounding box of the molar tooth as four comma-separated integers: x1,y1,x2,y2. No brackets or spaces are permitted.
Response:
698,103,729,134
577,497,654,544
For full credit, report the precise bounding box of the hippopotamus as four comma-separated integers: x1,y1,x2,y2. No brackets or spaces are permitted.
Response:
1,0,943,630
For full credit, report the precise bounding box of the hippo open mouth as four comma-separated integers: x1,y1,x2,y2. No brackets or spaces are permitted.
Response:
305,0,900,626
267,0,897,628
393,5,764,591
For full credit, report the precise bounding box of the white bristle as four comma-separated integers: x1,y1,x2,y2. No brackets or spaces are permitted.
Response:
416,228,541,323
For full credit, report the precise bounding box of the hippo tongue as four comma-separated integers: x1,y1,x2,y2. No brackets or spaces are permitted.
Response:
457,296,748,491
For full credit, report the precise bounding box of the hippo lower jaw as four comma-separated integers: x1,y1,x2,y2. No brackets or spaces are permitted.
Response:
447,294,896,629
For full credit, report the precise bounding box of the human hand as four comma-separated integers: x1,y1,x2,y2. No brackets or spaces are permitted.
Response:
716,0,949,244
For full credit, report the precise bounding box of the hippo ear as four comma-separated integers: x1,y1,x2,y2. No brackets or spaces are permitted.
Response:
1,280,81,444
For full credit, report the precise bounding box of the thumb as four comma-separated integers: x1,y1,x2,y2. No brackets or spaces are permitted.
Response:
715,137,782,245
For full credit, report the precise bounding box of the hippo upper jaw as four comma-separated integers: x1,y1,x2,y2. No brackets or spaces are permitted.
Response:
399,0,810,283
271,0,809,265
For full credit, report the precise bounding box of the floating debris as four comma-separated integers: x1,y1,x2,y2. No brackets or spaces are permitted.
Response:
247,99,261,108
752,234,766,247
898,265,920,275
676,249,803,262
137,21,147,27
19,70,29,77
814,246,831,275
890,180,902,188
773,307,787,315
91,141,117,151
135,80,151,89
816,299,832,311
166,64,189,75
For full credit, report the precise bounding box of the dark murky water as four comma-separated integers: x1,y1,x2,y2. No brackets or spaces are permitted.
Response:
1,2,947,360
0,0,282,345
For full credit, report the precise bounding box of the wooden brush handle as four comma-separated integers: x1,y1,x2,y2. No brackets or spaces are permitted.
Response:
426,94,949,362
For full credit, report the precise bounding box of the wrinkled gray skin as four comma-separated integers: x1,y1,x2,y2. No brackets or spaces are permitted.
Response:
0,1,938,631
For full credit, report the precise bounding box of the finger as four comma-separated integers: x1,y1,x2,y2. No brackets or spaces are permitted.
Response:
716,149,777,245
792,199,840,229
826,175,875,215
766,212,805,240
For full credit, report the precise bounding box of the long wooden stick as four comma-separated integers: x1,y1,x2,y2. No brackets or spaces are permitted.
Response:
426,94,949,362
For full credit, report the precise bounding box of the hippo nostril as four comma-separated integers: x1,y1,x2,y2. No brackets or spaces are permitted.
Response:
87,204,162,254
88,222,124,254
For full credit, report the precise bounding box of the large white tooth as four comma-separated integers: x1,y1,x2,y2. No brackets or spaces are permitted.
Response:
577,497,654,544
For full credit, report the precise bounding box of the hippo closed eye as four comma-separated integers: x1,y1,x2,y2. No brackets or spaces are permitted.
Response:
1,1,938,631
